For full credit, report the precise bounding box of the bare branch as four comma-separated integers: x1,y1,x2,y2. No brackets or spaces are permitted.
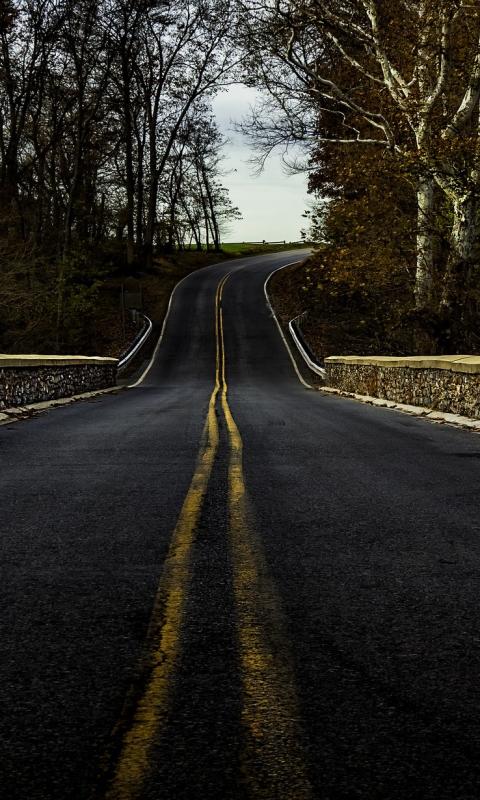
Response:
444,33,480,137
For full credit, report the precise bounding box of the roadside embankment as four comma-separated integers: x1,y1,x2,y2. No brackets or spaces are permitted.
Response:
325,356,480,418
0,355,117,409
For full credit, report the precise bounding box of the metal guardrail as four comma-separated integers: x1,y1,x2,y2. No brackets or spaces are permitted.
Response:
288,314,326,378
117,314,153,371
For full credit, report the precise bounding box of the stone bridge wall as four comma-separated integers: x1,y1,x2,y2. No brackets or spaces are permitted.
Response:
0,356,117,409
324,356,480,419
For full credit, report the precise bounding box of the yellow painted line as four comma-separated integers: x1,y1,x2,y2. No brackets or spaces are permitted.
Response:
100,268,241,799
99,262,312,799
103,393,218,799
219,287,313,798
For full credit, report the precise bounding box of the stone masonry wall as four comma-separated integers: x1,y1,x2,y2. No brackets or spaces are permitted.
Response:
0,363,117,409
325,363,480,419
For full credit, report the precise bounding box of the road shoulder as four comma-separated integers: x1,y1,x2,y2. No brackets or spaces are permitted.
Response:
320,386,480,432
0,386,124,426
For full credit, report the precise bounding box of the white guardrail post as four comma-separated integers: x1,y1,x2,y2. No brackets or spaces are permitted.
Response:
288,315,326,378
117,314,153,371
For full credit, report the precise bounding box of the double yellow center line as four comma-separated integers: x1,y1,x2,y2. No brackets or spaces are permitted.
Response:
101,267,313,799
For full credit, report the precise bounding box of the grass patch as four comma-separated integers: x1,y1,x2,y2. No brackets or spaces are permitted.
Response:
219,242,311,256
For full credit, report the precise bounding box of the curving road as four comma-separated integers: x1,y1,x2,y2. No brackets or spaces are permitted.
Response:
2,251,480,799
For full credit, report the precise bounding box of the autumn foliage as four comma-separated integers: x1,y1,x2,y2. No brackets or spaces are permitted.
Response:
240,0,480,355
284,140,480,357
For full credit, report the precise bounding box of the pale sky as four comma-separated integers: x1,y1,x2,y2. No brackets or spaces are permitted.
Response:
211,85,309,243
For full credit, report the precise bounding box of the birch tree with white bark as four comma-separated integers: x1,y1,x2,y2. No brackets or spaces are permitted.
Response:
238,0,480,311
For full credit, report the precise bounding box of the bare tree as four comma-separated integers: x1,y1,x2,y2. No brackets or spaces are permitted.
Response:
0,0,242,352
123,0,238,269
159,112,241,252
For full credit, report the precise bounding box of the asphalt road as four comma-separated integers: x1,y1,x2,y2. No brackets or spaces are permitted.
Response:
2,250,480,800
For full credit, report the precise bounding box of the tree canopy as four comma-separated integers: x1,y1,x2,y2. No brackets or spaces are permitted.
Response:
0,0,239,352
238,0,480,336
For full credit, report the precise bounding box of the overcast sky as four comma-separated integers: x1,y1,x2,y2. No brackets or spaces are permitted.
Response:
211,85,309,244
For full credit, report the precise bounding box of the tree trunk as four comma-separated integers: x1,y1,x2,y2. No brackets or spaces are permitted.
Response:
440,192,477,309
63,110,84,257
124,146,135,266
145,121,158,271
414,175,435,309
203,169,221,251
180,198,201,251
145,178,157,269
34,152,46,248
121,57,135,266
135,137,144,259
